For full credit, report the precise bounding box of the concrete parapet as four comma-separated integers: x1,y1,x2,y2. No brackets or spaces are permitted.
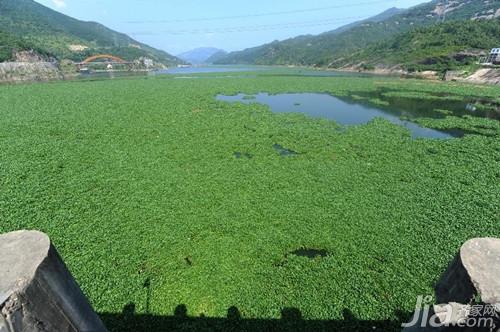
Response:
0,230,107,332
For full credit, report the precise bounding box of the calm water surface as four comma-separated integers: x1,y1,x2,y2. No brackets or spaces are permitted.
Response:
157,65,269,75
217,93,460,139
76,65,378,80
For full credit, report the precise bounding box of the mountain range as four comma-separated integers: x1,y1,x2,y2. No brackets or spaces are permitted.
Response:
177,47,227,65
215,0,500,71
0,0,182,66
1,0,499,73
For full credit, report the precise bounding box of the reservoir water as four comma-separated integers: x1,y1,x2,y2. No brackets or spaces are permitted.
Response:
217,93,460,139
157,65,269,75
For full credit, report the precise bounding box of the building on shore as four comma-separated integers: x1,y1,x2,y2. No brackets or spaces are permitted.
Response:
482,48,500,65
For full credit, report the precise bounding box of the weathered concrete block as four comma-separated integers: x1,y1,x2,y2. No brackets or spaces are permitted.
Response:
0,230,107,332
403,238,500,331
436,238,500,306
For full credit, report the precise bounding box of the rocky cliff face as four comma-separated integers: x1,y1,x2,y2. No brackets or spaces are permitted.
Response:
13,50,48,62
464,68,500,84
444,68,500,85
0,61,62,83
0,50,62,82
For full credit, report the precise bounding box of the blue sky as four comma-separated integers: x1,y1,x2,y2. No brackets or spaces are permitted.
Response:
34,0,427,55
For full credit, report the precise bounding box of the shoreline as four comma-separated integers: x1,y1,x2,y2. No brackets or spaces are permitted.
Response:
1,62,499,85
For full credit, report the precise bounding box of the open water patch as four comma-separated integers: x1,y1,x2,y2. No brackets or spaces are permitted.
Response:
217,93,464,139
273,144,298,157
234,152,253,159
289,248,329,259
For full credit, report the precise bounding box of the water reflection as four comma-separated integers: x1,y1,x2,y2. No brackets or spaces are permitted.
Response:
217,93,460,139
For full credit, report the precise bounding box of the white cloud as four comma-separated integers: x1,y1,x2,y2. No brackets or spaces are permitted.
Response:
52,0,66,8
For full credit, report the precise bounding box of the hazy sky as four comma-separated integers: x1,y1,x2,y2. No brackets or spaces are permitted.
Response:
34,0,427,55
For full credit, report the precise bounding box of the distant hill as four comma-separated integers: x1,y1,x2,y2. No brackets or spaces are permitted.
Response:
177,47,227,64
0,0,182,66
215,0,500,67
339,19,500,73
205,50,229,64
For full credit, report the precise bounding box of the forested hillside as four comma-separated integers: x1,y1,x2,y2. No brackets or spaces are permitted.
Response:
215,0,500,68
0,30,47,62
0,0,182,65
205,50,229,64
177,47,227,65
339,19,500,72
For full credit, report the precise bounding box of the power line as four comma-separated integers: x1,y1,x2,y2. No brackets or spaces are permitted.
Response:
127,15,370,35
125,0,399,24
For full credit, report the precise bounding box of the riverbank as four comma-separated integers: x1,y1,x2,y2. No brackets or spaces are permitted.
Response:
333,64,500,85
0,61,63,83
0,55,165,83
2,61,500,85
448,68,500,85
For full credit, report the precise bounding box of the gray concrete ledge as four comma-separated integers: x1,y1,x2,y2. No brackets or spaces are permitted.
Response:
0,230,107,332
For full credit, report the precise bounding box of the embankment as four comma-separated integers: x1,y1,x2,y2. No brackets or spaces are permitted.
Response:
463,68,500,85
0,62,62,83
339,64,500,85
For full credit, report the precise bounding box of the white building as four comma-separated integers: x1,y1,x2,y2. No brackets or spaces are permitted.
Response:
486,48,500,64
143,58,154,68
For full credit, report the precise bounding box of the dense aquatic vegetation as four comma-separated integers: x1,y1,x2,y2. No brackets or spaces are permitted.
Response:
0,74,498,331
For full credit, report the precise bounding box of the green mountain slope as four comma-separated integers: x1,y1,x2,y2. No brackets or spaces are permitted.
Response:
215,0,500,67
215,7,406,66
0,0,182,65
177,47,226,64
205,50,229,64
340,19,500,72
0,30,45,62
